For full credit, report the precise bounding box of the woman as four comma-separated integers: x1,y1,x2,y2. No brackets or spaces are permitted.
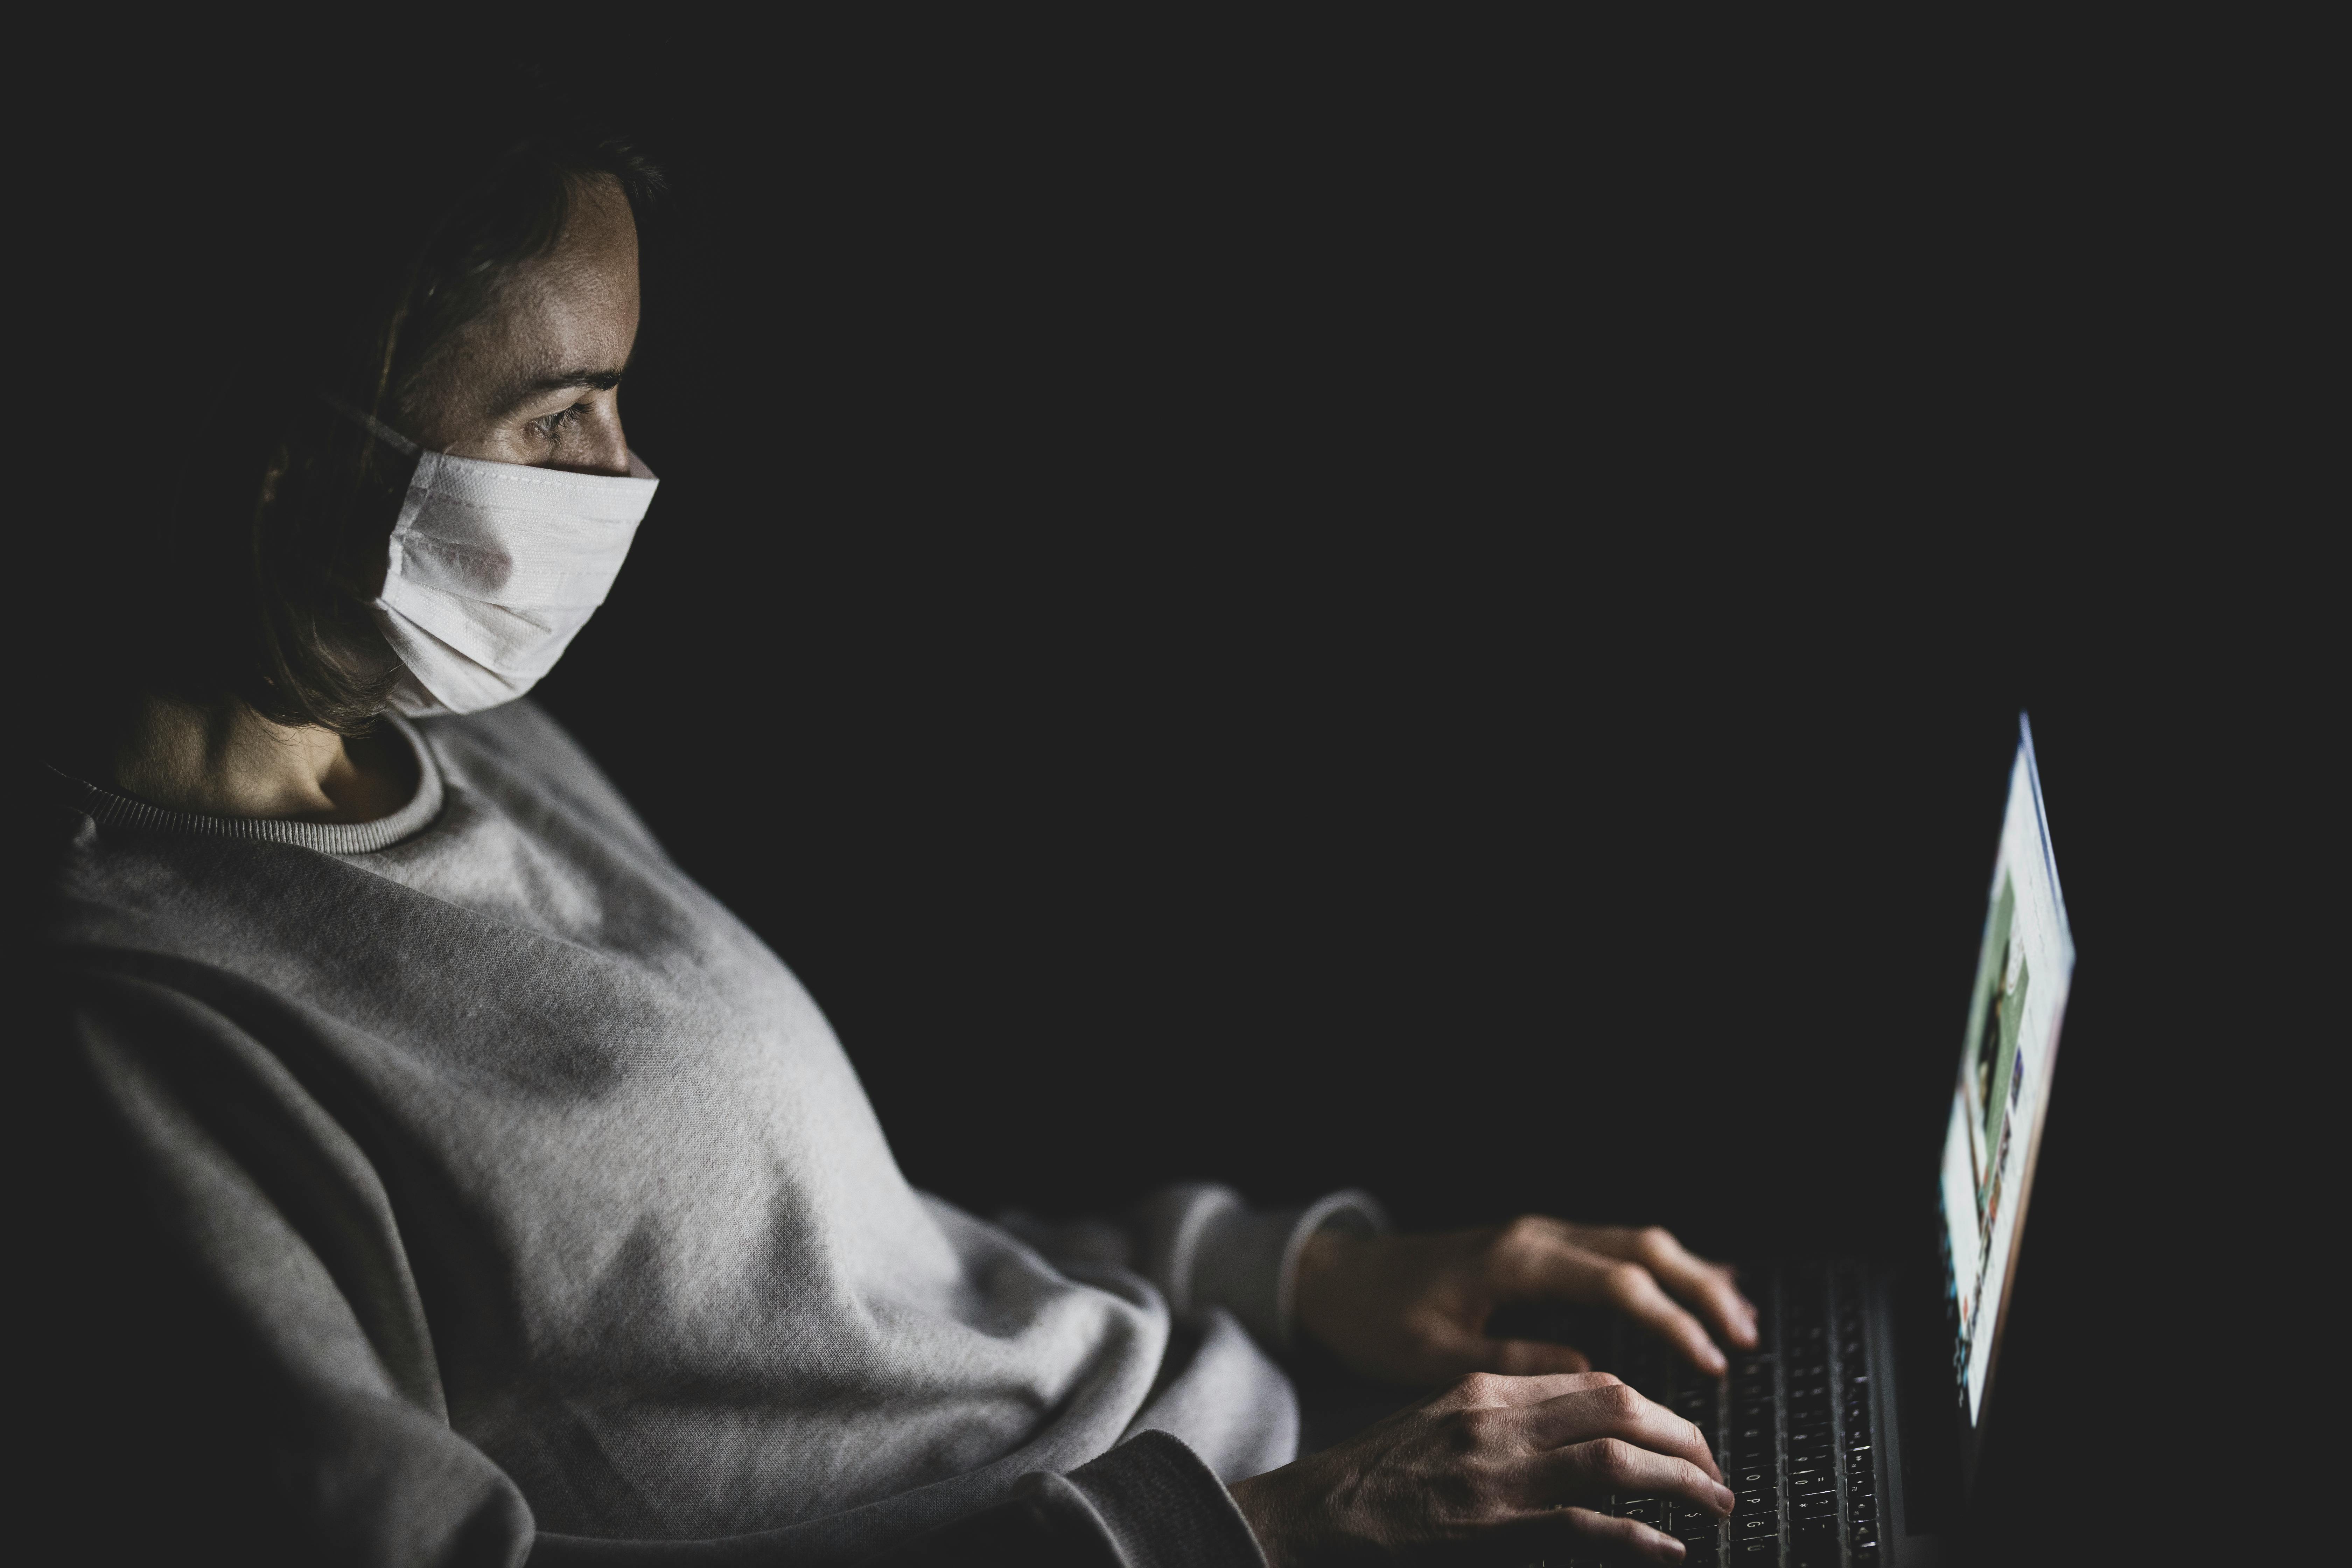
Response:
37,87,1752,1566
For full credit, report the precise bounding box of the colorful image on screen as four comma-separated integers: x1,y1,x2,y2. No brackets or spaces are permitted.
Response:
1939,722,2074,1425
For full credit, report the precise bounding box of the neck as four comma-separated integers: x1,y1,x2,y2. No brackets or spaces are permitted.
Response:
94,694,416,824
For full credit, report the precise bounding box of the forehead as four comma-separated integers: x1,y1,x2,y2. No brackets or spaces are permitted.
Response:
473,183,641,374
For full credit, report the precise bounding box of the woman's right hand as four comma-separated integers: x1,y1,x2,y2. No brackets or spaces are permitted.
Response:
1228,1371,1730,1565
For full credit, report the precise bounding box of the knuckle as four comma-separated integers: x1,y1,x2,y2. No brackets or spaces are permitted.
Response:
1587,1438,1637,1482
1498,1214,1551,1253
1453,1371,1510,1405
1457,1405,1512,1447
1636,1224,1676,1259
1598,1382,1648,1422
1603,1260,1653,1301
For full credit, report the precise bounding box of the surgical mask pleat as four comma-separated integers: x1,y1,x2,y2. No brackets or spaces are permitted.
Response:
324,412,657,716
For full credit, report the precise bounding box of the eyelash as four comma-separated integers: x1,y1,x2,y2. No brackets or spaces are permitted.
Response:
530,404,589,442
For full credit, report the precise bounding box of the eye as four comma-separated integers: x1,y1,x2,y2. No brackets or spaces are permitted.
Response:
528,404,590,442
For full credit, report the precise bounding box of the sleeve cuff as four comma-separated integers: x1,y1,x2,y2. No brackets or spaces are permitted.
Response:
1131,1184,1389,1350
864,1429,1265,1568
1041,1428,1268,1568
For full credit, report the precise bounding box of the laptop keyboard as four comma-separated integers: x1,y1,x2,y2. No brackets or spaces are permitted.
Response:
1539,1261,1884,1567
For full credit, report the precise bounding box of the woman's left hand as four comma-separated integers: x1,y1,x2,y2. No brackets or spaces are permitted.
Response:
1292,1217,1759,1386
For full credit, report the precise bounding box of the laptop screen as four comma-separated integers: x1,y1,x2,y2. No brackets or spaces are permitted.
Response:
1938,715,2075,1429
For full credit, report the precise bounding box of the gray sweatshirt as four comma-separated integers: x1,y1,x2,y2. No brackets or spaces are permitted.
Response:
41,702,1384,1567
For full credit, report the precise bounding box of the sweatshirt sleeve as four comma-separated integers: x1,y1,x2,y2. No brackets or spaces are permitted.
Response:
48,969,1261,1568
58,967,533,1567
852,1431,1266,1568
1127,1184,1392,1352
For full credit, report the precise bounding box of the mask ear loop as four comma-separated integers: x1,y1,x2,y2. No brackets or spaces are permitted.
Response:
318,393,445,716
318,392,421,457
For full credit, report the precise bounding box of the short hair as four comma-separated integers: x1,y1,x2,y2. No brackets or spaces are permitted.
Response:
63,68,664,738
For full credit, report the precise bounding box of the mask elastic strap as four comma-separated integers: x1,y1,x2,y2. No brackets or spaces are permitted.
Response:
318,392,421,457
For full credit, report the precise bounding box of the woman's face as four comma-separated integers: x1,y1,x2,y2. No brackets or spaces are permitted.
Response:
400,173,641,475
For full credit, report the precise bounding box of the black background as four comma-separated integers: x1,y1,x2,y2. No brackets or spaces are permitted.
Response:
507,38,2320,1564
514,34,2326,1564
20,26,2287,1564
14,27,2318,1568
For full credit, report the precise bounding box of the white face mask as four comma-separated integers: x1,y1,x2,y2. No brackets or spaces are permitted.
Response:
332,400,659,716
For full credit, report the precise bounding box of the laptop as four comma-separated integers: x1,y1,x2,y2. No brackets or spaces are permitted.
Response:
1519,713,2075,1566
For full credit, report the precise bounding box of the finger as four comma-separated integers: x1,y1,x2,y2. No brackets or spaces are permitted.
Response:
1530,1383,1724,1485
1550,1436,1736,1518
1485,1338,1592,1376
1480,1229,1729,1376
1598,1260,1728,1376
1502,1506,1687,1564
1572,1226,1759,1350
1413,1316,1601,1385
1434,1365,1623,1408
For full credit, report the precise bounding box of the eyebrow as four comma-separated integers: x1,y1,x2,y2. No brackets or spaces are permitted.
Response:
490,368,626,420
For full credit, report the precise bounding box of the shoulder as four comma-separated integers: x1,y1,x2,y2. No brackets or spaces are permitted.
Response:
416,700,667,860
419,699,595,778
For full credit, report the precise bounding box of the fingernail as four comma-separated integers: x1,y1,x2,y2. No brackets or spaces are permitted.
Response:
1652,1533,1686,1562
1712,1482,1736,1515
